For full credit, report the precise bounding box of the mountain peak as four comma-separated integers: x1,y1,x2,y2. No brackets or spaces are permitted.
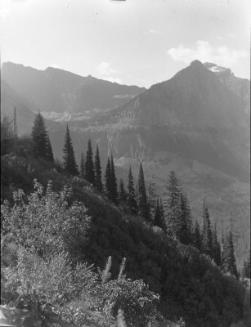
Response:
204,62,232,75
190,59,203,67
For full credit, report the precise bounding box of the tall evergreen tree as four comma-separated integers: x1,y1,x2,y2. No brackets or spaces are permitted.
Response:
119,179,127,202
148,182,157,215
202,202,213,257
85,139,95,184
166,171,182,238
137,163,150,221
153,198,167,232
177,192,192,245
46,136,54,162
105,157,112,199
212,223,222,266
94,145,103,192
222,230,238,278
105,155,118,203
193,220,202,251
31,113,54,162
80,152,85,178
110,154,118,203
127,167,138,214
62,124,78,175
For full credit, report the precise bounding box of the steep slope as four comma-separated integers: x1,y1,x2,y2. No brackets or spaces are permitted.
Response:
1,149,247,327
99,60,248,130
2,62,145,120
73,60,249,181
47,60,249,266
204,62,250,114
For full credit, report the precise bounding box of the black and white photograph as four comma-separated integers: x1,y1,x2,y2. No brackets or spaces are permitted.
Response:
0,0,250,326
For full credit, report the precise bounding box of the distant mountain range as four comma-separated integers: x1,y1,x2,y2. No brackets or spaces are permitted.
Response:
1,60,250,265
2,62,145,121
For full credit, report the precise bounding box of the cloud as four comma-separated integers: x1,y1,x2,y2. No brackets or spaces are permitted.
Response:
167,40,248,66
0,7,10,19
149,28,161,35
96,61,122,83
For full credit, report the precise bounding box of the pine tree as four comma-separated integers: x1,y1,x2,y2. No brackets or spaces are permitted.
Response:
177,192,192,245
212,223,222,266
222,230,238,278
62,124,78,175
80,152,85,178
148,182,157,216
137,163,150,221
193,220,202,251
119,179,127,202
46,135,54,162
127,167,138,214
166,171,182,238
201,202,213,257
85,139,95,184
167,171,180,208
31,113,54,162
94,145,103,192
105,157,112,199
110,154,118,203
153,198,167,232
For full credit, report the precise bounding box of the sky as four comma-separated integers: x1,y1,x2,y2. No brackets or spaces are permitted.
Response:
0,0,250,87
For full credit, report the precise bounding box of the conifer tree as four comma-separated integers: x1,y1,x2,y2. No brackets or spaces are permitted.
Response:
80,152,85,178
94,145,103,192
110,154,118,203
31,113,54,162
137,163,150,221
148,182,157,215
105,157,112,199
85,139,95,184
62,124,78,175
127,167,138,214
193,220,202,251
177,192,192,245
201,202,213,257
46,136,54,162
153,198,167,232
166,171,182,238
222,230,238,278
119,179,127,202
212,223,222,266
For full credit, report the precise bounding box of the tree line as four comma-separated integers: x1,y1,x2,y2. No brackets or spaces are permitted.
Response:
30,112,243,279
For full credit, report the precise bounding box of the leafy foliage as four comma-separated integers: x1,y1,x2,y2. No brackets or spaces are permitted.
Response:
1,182,163,327
1,142,247,327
